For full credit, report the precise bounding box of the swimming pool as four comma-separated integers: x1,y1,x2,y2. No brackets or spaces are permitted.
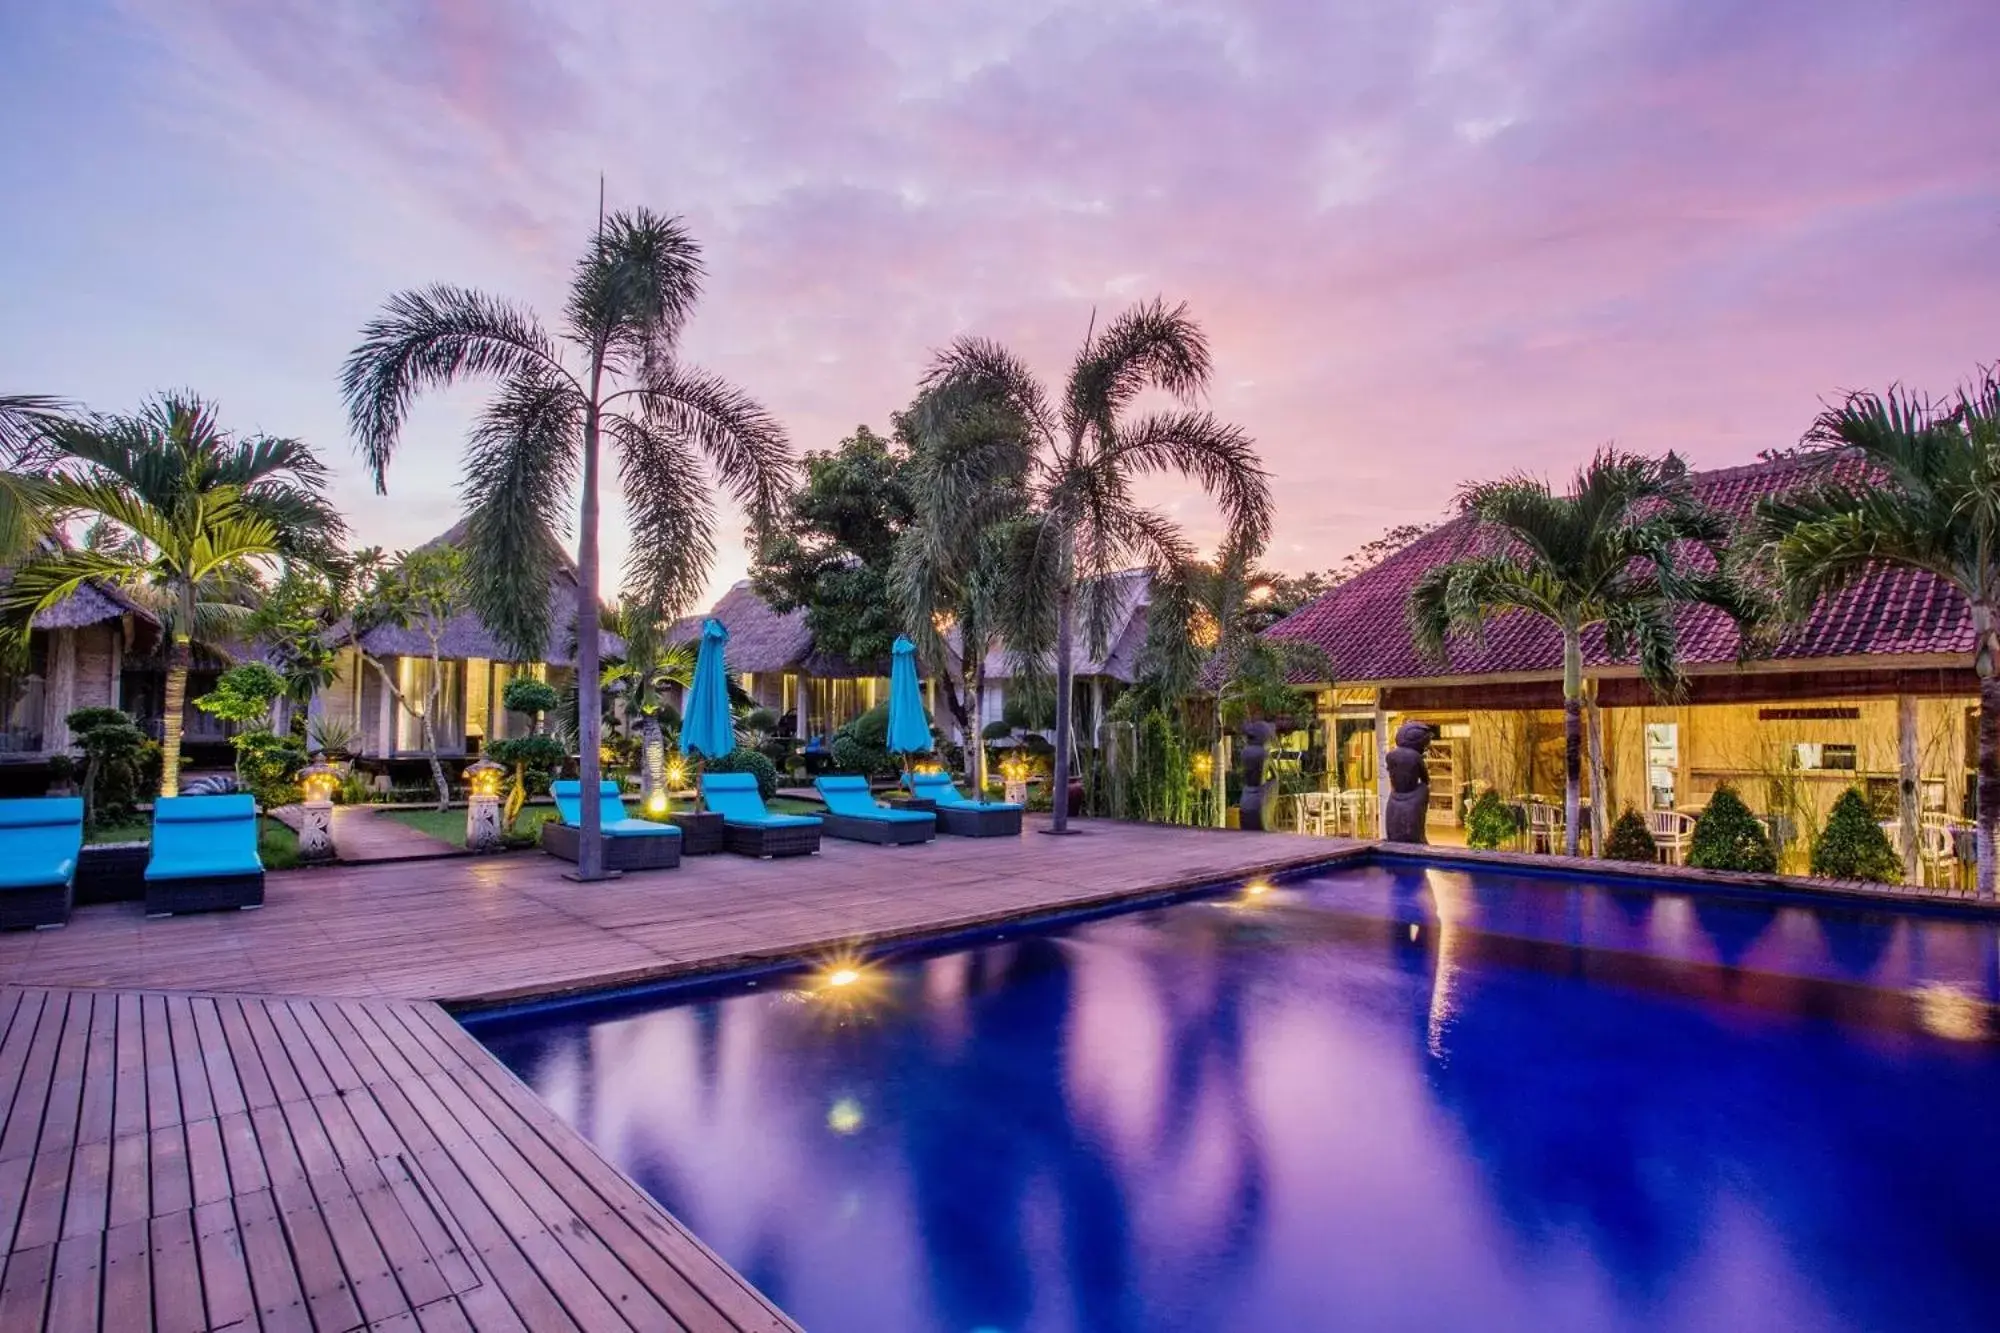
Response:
468,859,2000,1332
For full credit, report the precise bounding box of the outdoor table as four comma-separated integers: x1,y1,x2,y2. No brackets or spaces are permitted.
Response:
885,797,938,814
669,810,726,855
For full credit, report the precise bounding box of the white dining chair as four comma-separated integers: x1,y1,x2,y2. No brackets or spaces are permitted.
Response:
1527,801,1564,855
1647,810,1694,865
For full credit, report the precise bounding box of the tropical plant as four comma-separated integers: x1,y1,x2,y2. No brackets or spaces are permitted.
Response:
305,715,359,758
706,746,779,799
487,734,566,832
342,206,793,879
894,382,1036,796
64,706,148,830
0,394,345,795
1465,789,1520,851
599,600,694,810
1753,373,2000,898
233,731,309,808
1686,785,1777,874
1409,449,1759,857
753,424,916,668
244,558,374,735
194,661,284,788
0,394,70,567
1811,787,1903,884
920,299,1273,832
352,545,468,810
830,701,896,777
1603,807,1659,862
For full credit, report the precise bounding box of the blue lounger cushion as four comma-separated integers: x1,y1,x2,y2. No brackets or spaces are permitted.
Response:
550,780,681,838
146,795,263,881
906,772,1023,812
701,772,822,828
814,775,933,824
0,797,84,890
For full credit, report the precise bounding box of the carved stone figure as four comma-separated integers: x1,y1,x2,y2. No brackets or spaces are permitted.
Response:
1238,720,1278,832
1383,721,1435,844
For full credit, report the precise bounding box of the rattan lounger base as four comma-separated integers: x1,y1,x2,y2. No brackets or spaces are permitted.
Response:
541,822,683,871
0,883,73,930
820,813,934,845
723,822,821,858
935,805,1024,837
146,873,265,916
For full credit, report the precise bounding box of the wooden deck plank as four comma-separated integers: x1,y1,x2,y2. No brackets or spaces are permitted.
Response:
0,1239,52,1331
139,994,182,1132
111,993,147,1142
146,1210,204,1333
0,989,47,1122
188,998,245,1120
1,990,68,1162
37,988,93,1157
192,1197,257,1333
73,992,116,1149
43,1231,101,1333
232,1187,313,1333
99,1217,152,1333
161,995,214,1126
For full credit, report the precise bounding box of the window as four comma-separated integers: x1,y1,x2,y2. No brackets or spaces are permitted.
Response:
1645,722,1679,810
395,657,465,753
1791,742,1857,772
0,636,46,753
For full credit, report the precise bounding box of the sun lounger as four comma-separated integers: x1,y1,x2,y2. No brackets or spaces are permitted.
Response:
145,794,265,915
905,772,1024,837
0,797,84,929
700,773,821,857
813,775,935,845
543,780,683,871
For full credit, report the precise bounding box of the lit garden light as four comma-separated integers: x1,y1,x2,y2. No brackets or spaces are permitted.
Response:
464,755,506,854
296,757,340,861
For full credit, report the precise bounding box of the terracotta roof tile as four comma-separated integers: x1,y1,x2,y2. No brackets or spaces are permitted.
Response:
1265,452,1973,683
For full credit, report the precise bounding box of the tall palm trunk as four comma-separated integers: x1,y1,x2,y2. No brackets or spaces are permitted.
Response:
640,715,666,810
159,646,189,798
1560,628,1583,858
573,376,606,878
967,652,987,797
1050,584,1076,833
1978,656,1999,902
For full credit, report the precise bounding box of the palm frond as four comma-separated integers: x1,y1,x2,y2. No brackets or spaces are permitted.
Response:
922,337,1060,447
626,363,794,532
1106,409,1273,550
568,208,705,378
1407,555,1556,663
0,394,71,459
1066,297,1211,441
606,411,716,616
341,285,573,490
456,373,580,660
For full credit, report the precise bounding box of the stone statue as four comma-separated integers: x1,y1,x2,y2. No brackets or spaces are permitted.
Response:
1382,721,1435,844
1238,720,1278,832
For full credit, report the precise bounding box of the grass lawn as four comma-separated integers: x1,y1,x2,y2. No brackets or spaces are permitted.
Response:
86,817,301,870
379,805,559,847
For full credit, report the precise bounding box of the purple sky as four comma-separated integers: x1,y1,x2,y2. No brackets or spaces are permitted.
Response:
3,0,1995,608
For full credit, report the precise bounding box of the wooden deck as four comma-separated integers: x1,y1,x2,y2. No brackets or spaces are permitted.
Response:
0,818,1351,1330
0,818,1355,1005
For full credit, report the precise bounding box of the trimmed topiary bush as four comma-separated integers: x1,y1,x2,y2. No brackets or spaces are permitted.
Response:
1603,807,1658,862
1464,790,1517,850
830,701,897,776
706,747,779,799
1686,784,1777,874
1811,787,1902,883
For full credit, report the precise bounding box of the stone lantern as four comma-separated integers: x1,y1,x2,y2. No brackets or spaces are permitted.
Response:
297,758,339,861
465,756,506,853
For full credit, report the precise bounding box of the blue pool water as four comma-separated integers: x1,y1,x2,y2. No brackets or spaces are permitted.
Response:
470,861,2000,1332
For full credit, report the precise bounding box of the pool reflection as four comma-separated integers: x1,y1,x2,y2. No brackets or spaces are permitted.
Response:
476,864,2000,1333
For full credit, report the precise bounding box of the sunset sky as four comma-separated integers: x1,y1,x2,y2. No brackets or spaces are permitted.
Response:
3,0,1995,610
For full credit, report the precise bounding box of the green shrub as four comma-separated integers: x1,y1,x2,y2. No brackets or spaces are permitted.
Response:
1464,790,1517,850
235,731,308,808
1603,807,1659,862
66,706,149,828
488,734,568,831
194,663,285,727
706,747,779,799
501,676,561,720
1811,787,1902,883
1686,785,1777,874
830,702,896,776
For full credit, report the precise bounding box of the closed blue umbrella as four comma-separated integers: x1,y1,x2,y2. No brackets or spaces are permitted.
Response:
885,635,934,759
680,618,735,762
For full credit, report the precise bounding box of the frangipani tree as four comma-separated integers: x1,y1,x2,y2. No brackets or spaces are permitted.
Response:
1409,450,1758,857
1,394,345,795
1754,373,2000,899
601,598,696,812
921,300,1273,832
342,207,793,878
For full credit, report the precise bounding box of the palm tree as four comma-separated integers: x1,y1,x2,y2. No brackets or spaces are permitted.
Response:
1754,374,2000,899
895,383,1035,798
341,206,793,879
1,394,345,795
1409,450,1754,857
921,300,1273,832
0,395,70,566
601,598,696,811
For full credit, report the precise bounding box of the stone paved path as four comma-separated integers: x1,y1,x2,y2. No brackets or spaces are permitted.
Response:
329,803,461,861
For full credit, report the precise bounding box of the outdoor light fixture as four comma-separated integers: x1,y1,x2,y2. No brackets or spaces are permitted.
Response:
827,1097,865,1135
465,756,505,800
1243,880,1271,899
299,758,340,805
825,967,862,989
645,789,669,817
1191,752,1214,783
665,758,689,790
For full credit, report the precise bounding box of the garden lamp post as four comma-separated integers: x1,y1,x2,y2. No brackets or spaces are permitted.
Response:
465,756,506,853
297,758,339,862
